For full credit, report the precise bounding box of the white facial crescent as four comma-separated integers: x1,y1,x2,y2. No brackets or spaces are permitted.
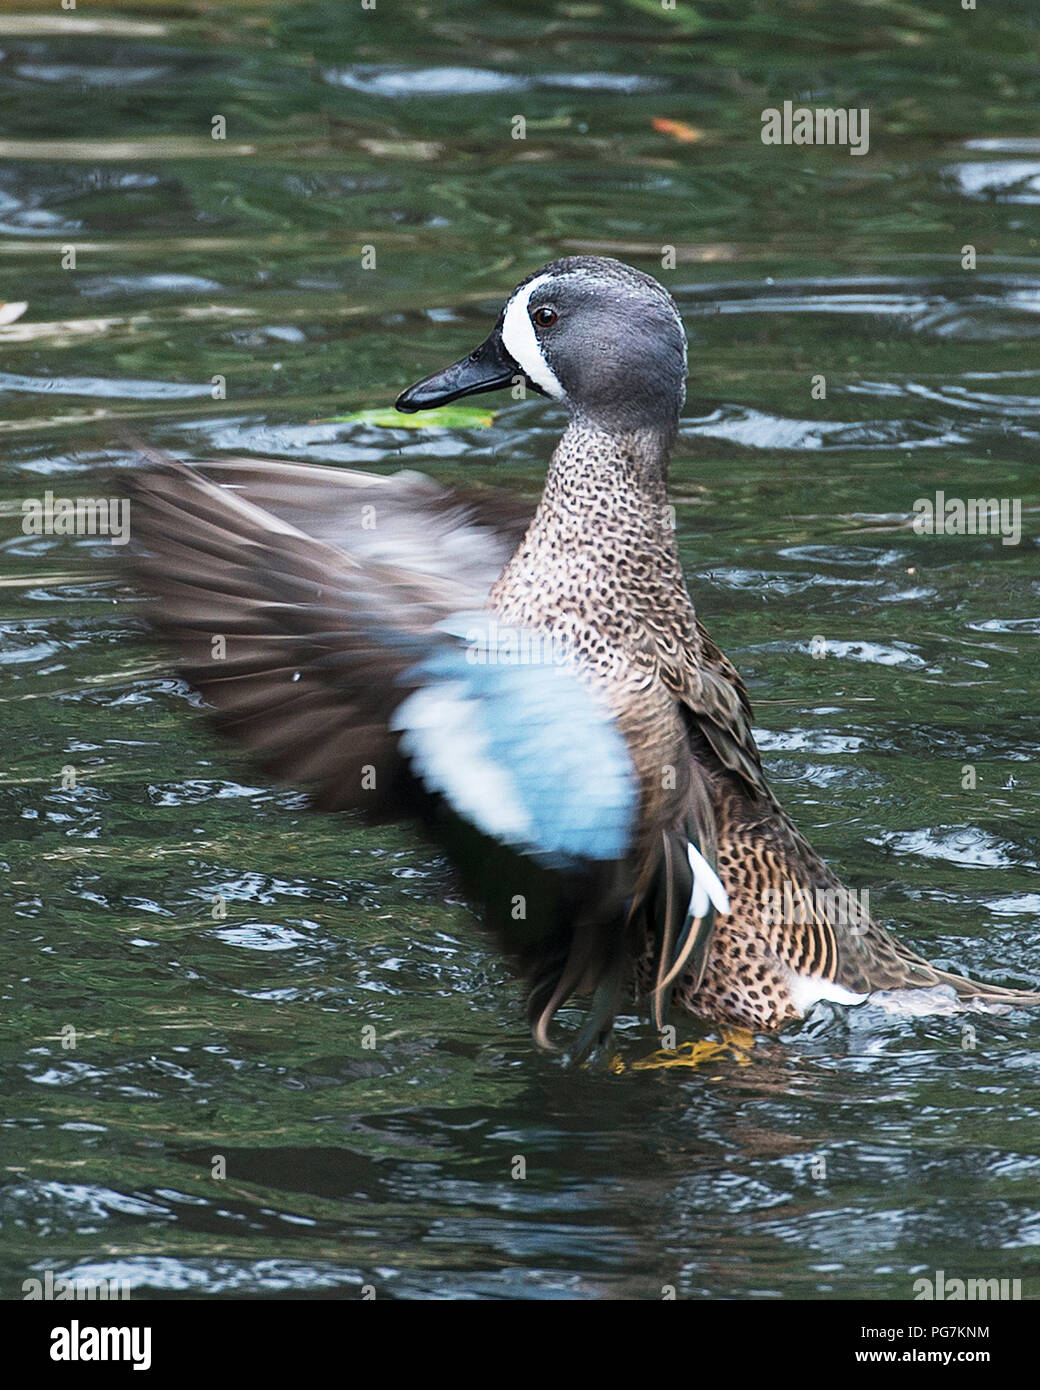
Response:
500,273,566,400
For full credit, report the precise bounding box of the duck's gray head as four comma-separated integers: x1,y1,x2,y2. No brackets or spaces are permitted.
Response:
396,256,687,435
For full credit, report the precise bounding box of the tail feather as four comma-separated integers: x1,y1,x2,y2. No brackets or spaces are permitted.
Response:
898,950,1040,1006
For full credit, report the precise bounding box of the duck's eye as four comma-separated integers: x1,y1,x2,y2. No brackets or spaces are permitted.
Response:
532,305,558,329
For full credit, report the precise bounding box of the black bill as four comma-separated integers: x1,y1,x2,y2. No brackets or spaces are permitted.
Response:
395,325,519,413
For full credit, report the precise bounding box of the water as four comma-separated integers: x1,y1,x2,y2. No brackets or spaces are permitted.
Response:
1,0,1039,1300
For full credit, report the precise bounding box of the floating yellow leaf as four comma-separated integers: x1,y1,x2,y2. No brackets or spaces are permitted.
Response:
651,117,703,143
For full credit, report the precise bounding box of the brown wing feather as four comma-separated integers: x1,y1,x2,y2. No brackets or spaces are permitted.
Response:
123,457,522,814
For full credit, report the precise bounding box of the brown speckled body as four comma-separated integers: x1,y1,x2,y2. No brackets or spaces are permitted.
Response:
489,415,1021,1028
490,421,693,854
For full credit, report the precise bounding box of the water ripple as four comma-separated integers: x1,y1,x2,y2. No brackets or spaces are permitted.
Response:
868,827,1017,870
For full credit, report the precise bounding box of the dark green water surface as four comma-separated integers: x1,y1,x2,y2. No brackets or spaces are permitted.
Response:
1,0,1038,1299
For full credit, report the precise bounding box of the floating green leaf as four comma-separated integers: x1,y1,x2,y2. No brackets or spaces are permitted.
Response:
319,406,497,429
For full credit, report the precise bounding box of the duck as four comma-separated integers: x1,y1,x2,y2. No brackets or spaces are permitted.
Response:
124,255,1038,1061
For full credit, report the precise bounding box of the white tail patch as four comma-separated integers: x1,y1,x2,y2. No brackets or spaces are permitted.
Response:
786,972,868,1012
687,843,730,918
500,273,565,400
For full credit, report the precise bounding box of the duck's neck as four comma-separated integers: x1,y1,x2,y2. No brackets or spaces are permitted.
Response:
550,415,675,522
489,416,694,635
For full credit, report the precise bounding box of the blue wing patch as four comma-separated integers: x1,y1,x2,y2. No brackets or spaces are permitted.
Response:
390,613,637,868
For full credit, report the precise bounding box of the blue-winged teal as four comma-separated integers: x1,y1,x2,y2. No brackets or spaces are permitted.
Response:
126,256,1037,1060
